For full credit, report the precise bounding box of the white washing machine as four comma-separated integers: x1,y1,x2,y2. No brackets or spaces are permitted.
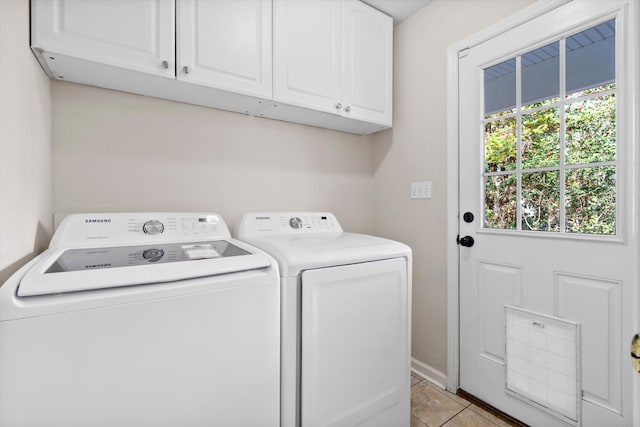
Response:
0,212,280,427
238,212,412,427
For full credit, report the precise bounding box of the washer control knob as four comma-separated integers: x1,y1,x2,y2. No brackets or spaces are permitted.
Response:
289,217,303,229
142,248,164,262
143,220,164,235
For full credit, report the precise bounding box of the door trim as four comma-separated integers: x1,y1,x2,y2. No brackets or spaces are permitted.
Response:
445,0,640,401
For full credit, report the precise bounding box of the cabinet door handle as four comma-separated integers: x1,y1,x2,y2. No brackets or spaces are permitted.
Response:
182,66,190,74
335,102,342,110
161,60,169,69
345,106,351,112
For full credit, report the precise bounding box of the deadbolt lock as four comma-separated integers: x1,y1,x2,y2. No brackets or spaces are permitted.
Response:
632,333,640,373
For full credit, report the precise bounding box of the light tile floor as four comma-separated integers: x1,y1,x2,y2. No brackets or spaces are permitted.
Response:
410,373,520,427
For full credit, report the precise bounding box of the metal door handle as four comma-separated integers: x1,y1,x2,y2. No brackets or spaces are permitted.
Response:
632,333,640,373
458,236,474,247
182,66,190,74
161,60,169,69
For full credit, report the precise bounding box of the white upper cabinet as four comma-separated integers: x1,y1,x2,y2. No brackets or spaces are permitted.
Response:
341,0,393,126
177,0,272,98
272,0,392,126
273,0,341,114
31,0,175,78
31,0,392,134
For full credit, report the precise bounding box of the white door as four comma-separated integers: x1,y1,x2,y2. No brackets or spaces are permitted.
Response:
301,258,409,426
273,0,341,114
177,0,272,98
31,0,175,78
341,0,393,126
458,1,638,426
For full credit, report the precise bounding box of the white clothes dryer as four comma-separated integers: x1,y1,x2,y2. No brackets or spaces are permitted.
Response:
238,212,412,427
0,213,280,426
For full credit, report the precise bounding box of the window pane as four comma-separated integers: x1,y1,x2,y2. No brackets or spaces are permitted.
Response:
485,174,517,230
566,93,616,165
522,42,559,107
522,171,560,232
485,58,516,117
565,166,616,234
566,83,615,100
480,21,618,238
522,107,560,169
566,20,615,96
485,118,517,172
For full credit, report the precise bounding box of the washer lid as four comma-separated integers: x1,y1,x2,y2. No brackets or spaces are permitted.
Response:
17,239,272,297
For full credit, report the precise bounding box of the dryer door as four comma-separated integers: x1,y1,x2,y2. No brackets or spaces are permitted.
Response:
301,257,410,426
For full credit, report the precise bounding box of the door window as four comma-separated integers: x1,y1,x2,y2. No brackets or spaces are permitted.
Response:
483,20,616,235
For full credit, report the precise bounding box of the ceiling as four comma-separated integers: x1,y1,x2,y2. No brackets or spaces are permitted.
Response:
361,0,433,25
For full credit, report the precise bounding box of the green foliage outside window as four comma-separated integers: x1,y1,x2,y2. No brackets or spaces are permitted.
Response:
484,85,616,235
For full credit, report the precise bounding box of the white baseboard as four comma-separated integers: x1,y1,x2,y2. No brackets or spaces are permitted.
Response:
411,357,447,390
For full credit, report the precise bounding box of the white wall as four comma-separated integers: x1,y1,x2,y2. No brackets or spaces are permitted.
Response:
52,82,375,235
373,0,536,383
0,0,52,284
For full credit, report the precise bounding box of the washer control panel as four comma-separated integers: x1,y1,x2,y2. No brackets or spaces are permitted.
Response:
128,215,221,238
50,213,231,248
238,212,343,237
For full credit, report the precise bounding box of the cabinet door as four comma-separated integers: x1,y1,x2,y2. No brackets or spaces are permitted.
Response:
31,0,175,78
177,0,272,98
273,0,341,114
341,0,393,126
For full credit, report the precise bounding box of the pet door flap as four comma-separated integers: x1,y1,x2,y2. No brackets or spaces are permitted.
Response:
505,305,581,425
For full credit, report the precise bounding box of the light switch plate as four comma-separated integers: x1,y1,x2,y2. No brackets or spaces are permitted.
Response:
411,181,432,199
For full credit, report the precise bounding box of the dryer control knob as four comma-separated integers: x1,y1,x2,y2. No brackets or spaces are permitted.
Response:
289,217,303,229
143,220,165,235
